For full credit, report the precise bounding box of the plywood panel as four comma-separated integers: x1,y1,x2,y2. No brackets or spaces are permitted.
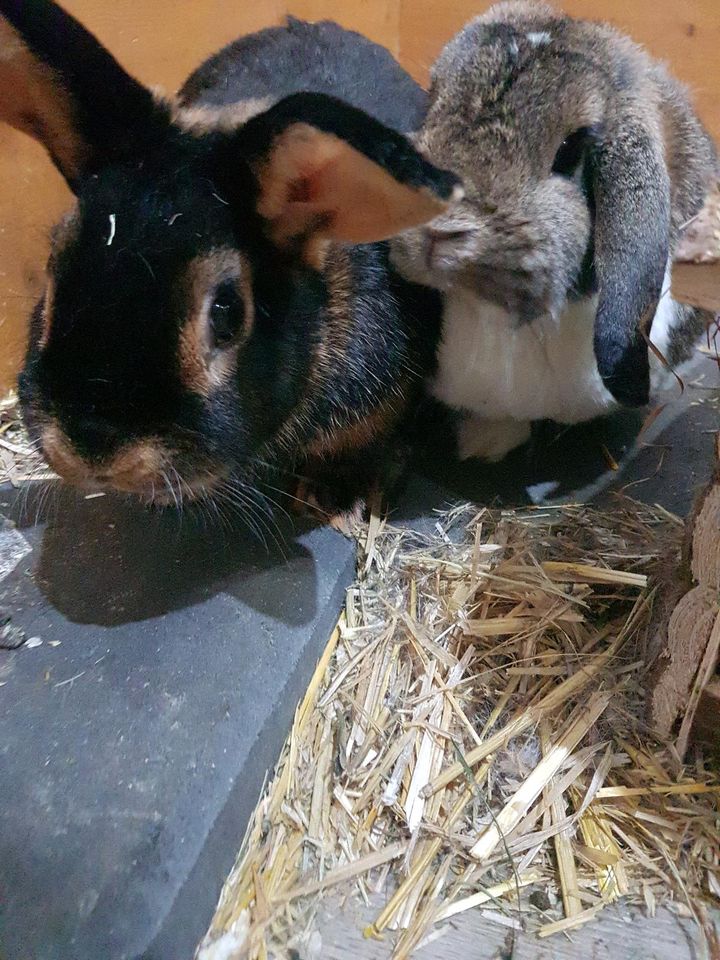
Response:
398,0,720,145
0,133,70,389
0,0,282,391
319,898,701,960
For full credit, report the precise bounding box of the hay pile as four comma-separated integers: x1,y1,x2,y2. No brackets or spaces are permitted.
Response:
197,500,720,959
0,392,52,487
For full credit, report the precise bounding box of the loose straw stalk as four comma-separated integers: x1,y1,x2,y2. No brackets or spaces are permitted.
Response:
540,720,582,918
470,692,612,861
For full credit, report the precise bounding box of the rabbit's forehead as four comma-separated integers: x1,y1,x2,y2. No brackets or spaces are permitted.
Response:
39,173,259,410
422,86,603,187
429,31,608,158
47,167,244,316
73,163,239,252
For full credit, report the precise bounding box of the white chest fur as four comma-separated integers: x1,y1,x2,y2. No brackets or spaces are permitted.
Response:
431,265,678,426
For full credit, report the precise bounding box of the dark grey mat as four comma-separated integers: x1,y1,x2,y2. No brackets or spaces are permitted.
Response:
0,491,355,960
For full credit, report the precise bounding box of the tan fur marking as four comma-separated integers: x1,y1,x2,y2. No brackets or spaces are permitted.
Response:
49,209,80,253
179,249,254,396
255,123,450,249
303,235,333,273
269,246,408,461
317,246,355,375
304,245,354,399
41,424,94,486
266,245,354,456
103,443,166,493
307,398,400,458
0,19,90,182
171,97,275,136
38,212,82,349
42,423,172,496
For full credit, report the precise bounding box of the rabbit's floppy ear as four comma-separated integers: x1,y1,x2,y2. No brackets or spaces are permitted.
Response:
591,110,671,406
236,93,462,252
0,0,165,191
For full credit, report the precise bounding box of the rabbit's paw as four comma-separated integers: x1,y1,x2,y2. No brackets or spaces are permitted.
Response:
457,416,531,463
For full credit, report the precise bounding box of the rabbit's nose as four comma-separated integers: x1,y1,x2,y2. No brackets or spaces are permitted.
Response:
424,225,473,270
76,414,124,454
97,440,166,494
425,226,472,242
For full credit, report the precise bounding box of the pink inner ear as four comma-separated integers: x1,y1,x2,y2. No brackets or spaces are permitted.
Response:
287,176,314,204
287,157,337,206
260,125,450,247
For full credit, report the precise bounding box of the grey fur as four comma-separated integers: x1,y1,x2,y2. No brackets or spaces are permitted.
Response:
392,1,718,406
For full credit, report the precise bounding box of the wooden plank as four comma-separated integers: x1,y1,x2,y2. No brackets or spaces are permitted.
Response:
0,130,69,393
673,183,720,311
48,0,284,97
318,898,703,960
673,263,720,313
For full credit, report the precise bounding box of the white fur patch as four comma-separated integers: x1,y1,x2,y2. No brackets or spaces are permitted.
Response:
457,415,531,461
431,262,680,426
646,265,676,363
527,31,551,46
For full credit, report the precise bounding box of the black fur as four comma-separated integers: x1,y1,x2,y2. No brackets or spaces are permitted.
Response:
179,16,427,135
235,93,459,199
8,3,447,513
21,150,237,460
0,0,169,189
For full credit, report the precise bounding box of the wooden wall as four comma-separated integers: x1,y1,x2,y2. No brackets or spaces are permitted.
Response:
0,0,718,390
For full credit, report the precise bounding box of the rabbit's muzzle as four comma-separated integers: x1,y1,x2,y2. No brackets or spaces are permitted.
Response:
40,423,223,506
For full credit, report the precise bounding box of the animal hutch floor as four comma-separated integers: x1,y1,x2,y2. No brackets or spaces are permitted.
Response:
317,899,703,960
1,349,718,960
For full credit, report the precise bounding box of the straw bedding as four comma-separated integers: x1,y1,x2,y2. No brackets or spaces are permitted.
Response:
197,499,720,960
0,391,52,488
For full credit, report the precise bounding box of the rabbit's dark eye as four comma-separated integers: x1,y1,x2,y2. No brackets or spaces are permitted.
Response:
209,281,245,347
552,128,592,178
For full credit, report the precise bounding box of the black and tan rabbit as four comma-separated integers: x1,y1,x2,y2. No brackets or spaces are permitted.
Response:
0,1,460,518
392,1,718,462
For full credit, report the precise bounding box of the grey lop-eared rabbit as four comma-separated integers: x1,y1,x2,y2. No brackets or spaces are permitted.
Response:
392,1,718,462
0,1,459,520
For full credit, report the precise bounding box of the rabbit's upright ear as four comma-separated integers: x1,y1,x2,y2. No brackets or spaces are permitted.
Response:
236,93,461,253
591,112,671,406
0,0,164,191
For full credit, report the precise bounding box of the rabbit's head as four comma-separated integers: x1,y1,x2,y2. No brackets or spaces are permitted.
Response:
0,0,459,505
392,1,716,406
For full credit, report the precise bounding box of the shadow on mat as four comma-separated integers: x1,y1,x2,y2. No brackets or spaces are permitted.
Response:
4,482,323,627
